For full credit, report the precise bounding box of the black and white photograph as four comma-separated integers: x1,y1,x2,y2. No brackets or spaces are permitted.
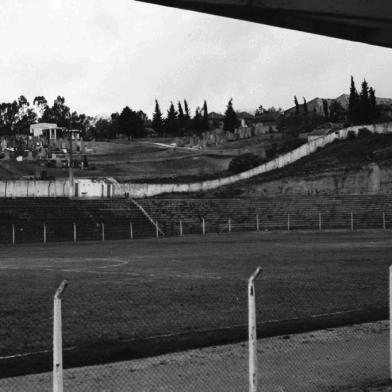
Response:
1,1,392,391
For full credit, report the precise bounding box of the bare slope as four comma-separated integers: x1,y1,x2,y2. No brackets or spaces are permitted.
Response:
201,132,392,198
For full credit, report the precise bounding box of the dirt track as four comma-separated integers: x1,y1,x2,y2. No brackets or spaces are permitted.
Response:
1,321,390,392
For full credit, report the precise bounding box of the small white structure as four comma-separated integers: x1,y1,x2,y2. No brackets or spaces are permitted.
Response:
30,123,81,140
74,178,118,198
30,123,61,139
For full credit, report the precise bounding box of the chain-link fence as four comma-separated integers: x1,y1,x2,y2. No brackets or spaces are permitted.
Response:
0,196,391,245
1,262,390,391
2,210,391,246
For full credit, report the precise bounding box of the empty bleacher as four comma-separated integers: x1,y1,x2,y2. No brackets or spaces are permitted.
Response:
0,198,156,244
139,195,392,235
0,195,390,245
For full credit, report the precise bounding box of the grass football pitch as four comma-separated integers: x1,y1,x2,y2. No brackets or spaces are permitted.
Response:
1,230,391,375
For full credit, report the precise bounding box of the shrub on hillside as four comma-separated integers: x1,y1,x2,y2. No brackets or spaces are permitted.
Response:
358,127,372,138
228,153,265,174
347,130,356,140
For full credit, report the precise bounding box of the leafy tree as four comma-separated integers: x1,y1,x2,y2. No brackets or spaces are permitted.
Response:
110,112,120,138
329,100,346,122
294,96,299,115
152,100,164,136
13,96,36,134
0,101,18,135
223,98,239,132
119,106,146,140
69,112,92,139
33,96,48,120
94,118,113,139
42,96,70,127
255,105,264,116
119,107,132,139
202,100,209,131
264,106,282,115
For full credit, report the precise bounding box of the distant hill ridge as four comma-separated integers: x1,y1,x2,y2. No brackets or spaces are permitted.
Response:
285,94,392,116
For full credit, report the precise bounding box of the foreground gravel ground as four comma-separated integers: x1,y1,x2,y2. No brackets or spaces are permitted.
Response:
1,321,390,392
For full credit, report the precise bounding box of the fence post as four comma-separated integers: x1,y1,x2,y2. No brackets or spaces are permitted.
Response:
53,280,67,392
383,212,386,230
156,221,159,238
249,267,262,392
180,220,183,237
12,224,15,245
350,212,354,231
287,213,290,231
130,221,133,240
73,223,77,243
228,218,232,233
256,214,259,232
202,218,206,235
44,223,47,244
319,213,322,232
101,222,105,241
390,266,392,380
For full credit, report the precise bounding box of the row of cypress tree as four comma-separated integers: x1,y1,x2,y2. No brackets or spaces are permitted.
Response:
348,76,378,125
152,98,240,136
152,99,208,136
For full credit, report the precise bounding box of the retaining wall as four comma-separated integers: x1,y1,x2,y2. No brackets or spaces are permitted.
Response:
117,123,392,198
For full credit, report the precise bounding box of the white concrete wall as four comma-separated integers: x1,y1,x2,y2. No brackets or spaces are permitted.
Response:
0,180,69,198
116,123,392,198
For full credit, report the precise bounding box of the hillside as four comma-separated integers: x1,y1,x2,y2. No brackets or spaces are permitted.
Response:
0,140,233,181
170,132,392,198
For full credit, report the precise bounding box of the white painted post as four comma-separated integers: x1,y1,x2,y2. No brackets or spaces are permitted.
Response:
44,223,47,244
130,221,133,240
179,220,183,236
287,213,290,231
228,218,232,233
319,213,322,231
383,212,386,230
53,280,67,392
156,221,159,238
248,267,262,392
101,222,105,241
12,224,15,245
351,212,354,231
390,266,392,380
202,218,206,235
256,214,259,232
73,223,77,243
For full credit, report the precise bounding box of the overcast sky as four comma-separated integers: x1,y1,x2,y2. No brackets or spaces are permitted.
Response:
1,0,392,118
